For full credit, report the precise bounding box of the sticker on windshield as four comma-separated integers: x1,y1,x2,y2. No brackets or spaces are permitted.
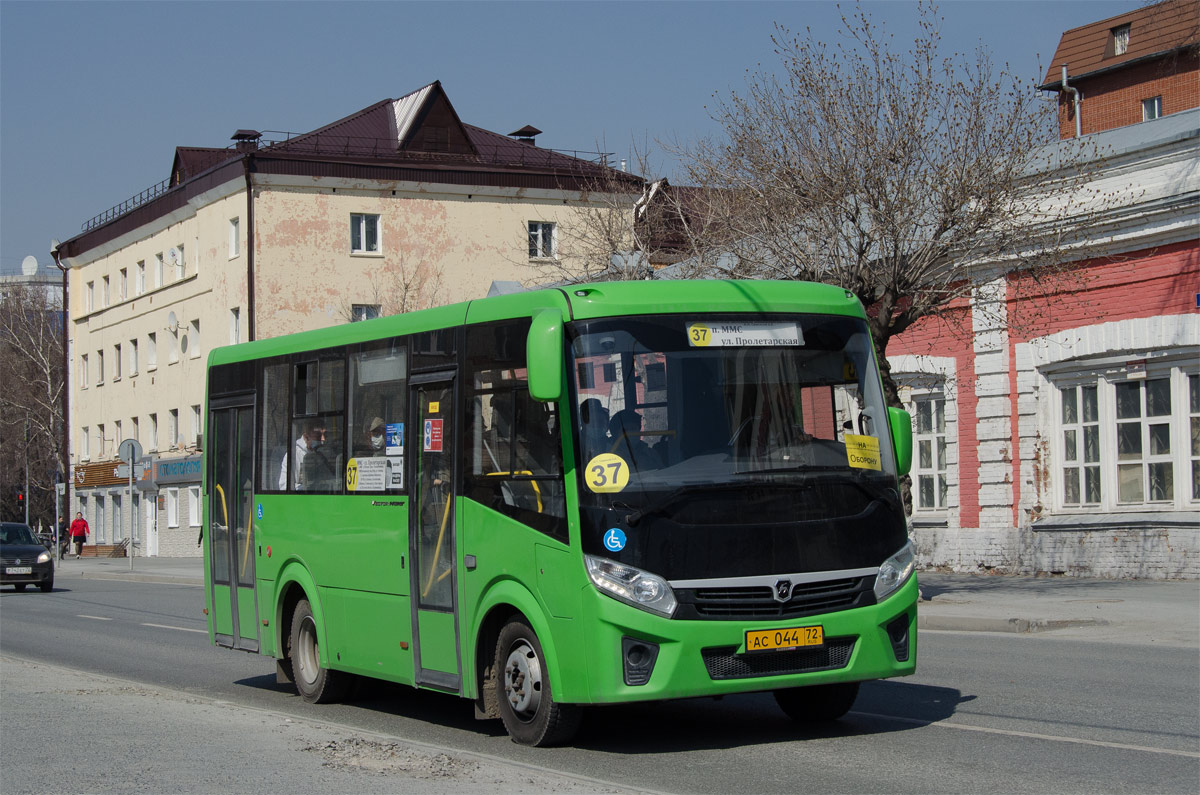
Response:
845,434,882,471
603,528,627,552
686,321,803,347
585,453,630,493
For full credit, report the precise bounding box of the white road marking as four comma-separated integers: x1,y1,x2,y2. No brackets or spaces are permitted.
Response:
856,711,1200,759
142,622,208,634
77,615,112,621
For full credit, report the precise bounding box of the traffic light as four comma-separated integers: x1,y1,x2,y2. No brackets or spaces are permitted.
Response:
16,491,24,506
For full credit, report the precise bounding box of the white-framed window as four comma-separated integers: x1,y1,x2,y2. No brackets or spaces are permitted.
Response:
168,409,179,447
80,426,90,459
129,339,139,376
1112,23,1130,56
148,413,158,452
155,252,164,288
147,332,157,370
119,268,128,301
188,485,202,527
229,307,241,344
911,394,948,512
191,404,201,445
131,416,139,445
81,354,89,389
1054,362,1199,510
188,319,201,358
102,275,110,307
95,495,106,543
176,244,186,280
351,304,381,322
114,420,123,447
97,424,106,458
86,281,95,313
97,350,105,384
350,213,380,254
113,344,122,381
1142,96,1162,122
528,221,557,259
166,488,179,528
113,494,122,543
136,260,146,295
229,217,240,258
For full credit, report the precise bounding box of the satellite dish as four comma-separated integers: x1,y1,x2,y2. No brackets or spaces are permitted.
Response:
21,256,38,276
167,247,180,265
167,311,179,333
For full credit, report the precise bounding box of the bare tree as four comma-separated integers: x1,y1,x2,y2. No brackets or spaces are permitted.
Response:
680,1,1113,404
339,250,445,322
0,281,65,526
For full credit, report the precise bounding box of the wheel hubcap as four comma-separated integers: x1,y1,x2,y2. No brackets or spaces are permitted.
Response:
297,616,319,686
502,639,542,720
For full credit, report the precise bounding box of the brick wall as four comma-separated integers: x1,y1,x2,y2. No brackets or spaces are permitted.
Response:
1057,54,1199,138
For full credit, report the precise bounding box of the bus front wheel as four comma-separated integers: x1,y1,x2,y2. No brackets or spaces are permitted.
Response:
495,617,581,746
289,599,348,704
774,682,860,722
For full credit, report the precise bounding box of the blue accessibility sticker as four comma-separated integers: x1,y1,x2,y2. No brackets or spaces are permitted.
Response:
256,503,263,521
603,528,627,552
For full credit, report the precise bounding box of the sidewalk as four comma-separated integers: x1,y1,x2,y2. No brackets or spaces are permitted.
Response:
52,556,1200,648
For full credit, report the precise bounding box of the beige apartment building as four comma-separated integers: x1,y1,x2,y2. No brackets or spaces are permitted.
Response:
55,81,641,556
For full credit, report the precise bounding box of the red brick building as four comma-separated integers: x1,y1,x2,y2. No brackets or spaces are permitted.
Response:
1038,0,1198,138
889,2,1199,578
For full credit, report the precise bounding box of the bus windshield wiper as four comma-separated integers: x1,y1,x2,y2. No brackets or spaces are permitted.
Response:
623,483,745,526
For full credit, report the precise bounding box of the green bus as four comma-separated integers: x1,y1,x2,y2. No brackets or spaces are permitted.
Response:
203,279,917,746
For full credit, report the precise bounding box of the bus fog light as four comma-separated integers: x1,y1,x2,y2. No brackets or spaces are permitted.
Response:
585,554,677,617
873,541,915,602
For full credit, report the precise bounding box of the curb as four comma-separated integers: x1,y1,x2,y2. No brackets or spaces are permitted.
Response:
919,614,1108,633
58,571,202,586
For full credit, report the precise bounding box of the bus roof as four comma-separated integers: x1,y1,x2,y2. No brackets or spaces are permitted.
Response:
207,279,863,367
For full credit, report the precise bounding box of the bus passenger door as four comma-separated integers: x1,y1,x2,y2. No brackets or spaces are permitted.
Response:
208,402,259,652
409,373,461,691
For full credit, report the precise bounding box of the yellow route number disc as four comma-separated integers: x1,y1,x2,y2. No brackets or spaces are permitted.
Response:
345,458,360,491
687,322,712,347
585,453,630,493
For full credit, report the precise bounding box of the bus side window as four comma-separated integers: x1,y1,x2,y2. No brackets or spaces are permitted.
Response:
260,362,290,492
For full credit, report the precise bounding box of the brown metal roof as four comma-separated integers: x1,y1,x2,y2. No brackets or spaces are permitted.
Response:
170,147,237,185
1040,0,1198,87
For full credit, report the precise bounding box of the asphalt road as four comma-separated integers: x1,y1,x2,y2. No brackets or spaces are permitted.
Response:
2,574,1197,794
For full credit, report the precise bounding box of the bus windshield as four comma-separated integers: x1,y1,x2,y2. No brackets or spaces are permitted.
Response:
568,313,906,580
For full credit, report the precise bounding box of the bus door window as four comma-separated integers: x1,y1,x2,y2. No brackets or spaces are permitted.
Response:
416,383,454,609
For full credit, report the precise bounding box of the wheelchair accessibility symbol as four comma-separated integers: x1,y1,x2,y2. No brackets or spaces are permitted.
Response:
603,528,627,552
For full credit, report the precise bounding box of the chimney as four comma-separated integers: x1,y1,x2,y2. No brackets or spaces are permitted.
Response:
232,129,262,153
508,125,542,146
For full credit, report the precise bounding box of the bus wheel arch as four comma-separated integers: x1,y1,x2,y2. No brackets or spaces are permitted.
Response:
289,597,349,704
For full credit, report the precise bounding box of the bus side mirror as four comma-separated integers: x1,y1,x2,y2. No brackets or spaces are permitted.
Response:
888,407,912,477
527,309,564,402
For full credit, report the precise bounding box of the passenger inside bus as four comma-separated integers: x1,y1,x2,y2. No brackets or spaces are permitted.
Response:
579,398,610,460
354,416,387,457
608,409,661,470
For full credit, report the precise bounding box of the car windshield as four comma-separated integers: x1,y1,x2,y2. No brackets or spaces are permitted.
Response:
566,313,905,579
0,523,38,545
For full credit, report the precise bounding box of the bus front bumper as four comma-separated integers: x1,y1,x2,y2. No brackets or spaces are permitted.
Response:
574,573,918,705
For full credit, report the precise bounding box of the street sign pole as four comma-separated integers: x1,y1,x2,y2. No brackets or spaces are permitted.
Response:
118,439,143,571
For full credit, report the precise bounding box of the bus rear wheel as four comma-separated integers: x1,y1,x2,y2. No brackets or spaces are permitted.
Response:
774,682,860,722
289,598,348,704
495,617,581,747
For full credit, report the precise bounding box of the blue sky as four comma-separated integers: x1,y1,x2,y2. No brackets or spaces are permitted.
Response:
0,0,1141,275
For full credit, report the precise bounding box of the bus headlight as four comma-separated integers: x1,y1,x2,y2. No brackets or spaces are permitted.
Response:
873,540,915,603
585,555,677,618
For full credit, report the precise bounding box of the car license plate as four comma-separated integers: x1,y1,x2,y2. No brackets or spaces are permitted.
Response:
5,566,32,575
745,625,824,652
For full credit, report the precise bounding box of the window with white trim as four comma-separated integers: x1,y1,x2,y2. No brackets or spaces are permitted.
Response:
97,424,106,458
131,416,139,445
1142,96,1162,121
129,339,138,376
86,281,94,313
350,213,380,253
166,488,179,528
188,319,201,358
176,244,186,280
1055,361,1198,510
81,354,89,389
351,304,381,322
102,275,110,307
528,221,556,259
911,394,948,512
113,344,122,381
191,404,201,445
81,426,90,459
136,260,146,295
119,268,128,301
188,486,202,527
155,252,164,288
148,413,158,452
229,308,241,344
169,409,179,448
229,217,240,258
97,350,105,384
1112,24,1130,56
147,332,157,369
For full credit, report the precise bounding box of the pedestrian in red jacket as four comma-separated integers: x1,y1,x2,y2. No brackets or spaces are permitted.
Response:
69,512,89,558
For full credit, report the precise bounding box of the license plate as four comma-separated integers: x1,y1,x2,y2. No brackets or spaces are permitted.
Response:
745,625,824,652
5,566,32,575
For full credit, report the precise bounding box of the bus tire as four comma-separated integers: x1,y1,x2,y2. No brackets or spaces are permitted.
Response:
289,598,348,704
774,682,860,722
495,617,581,746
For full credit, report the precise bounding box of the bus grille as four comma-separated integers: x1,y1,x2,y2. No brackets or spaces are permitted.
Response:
701,638,856,680
676,576,874,620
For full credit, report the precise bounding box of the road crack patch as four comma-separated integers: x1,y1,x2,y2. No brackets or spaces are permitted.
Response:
301,737,480,778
